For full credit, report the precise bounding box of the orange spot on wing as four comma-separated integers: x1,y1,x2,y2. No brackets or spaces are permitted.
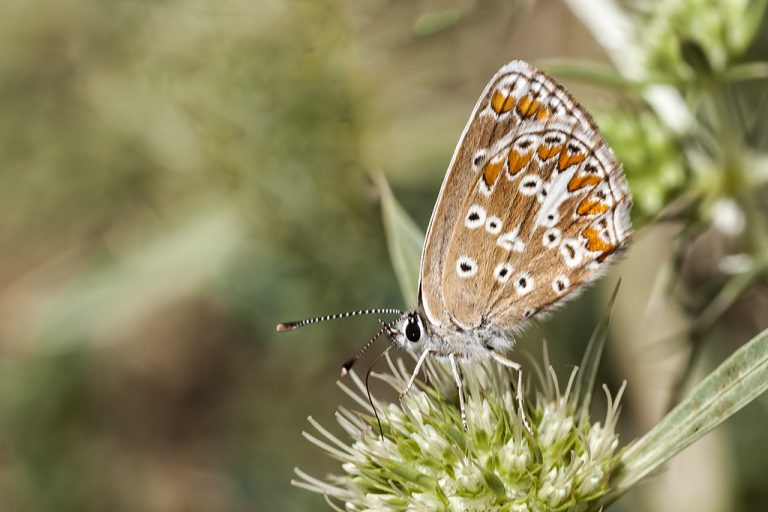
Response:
537,144,562,161
491,90,515,114
516,95,541,118
536,106,549,119
583,227,613,252
567,174,601,192
577,199,610,216
558,148,586,171
507,149,532,176
503,95,515,112
491,90,505,113
482,159,504,187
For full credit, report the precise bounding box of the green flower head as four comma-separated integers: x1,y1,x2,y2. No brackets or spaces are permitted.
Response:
294,352,625,511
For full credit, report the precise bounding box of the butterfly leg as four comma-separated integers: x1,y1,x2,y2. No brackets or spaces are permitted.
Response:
515,368,532,435
488,349,532,435
400,348,434,400
448,353,468,432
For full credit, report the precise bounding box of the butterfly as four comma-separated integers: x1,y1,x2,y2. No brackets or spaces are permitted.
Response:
277,60,632,432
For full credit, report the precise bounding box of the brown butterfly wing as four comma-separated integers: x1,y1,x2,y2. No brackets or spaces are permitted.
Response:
419,61,631,330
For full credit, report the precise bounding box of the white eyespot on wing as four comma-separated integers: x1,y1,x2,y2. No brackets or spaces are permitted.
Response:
514,272,534,295
542,132,566,146
541,209,560,228
582,157,604,176
519,175,542,195
497,228,525,252
485,215,503,235
560,238,583,268
543,227,561,248
456,256,478,278
514,135,538,151
493,262,513,283
564,140,587,159
465,204,486,229
552,275,570,295
472,150,487,170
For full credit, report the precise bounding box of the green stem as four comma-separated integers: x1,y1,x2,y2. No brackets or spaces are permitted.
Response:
602,327,768,505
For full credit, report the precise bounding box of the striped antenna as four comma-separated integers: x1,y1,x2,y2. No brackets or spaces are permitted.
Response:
276,308,402,332
339,321,393,377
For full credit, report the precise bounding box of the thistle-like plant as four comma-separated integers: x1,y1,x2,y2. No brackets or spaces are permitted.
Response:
295,352,625,511
292,182,768,511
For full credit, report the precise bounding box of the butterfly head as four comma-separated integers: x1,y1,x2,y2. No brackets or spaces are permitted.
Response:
384,310,431,352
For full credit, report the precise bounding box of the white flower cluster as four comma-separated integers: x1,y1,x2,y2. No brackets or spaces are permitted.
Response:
294,354,625,512
638,0,761,78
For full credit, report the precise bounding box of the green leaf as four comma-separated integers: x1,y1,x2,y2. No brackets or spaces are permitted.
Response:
603,326,768,503
575,280,621,423
377,172,425,306
665,262,768,407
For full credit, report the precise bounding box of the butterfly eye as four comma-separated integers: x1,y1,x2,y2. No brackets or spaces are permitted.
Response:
405,319,421,342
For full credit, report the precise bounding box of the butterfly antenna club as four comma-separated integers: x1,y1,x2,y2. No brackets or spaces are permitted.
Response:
340,322,392,377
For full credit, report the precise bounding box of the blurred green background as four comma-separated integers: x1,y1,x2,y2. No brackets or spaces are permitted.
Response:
0,0,766,510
